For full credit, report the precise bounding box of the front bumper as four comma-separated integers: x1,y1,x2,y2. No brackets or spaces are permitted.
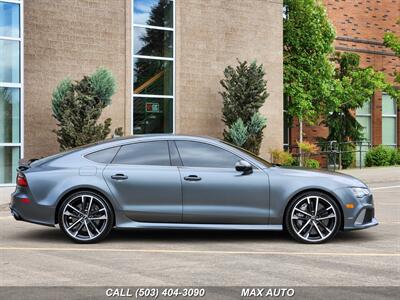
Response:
341,191,379,231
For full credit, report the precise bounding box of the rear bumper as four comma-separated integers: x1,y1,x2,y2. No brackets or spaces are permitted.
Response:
10,190,56,226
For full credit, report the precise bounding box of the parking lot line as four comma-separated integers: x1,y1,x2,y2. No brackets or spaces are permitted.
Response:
372,185,400,190
0,247,399,257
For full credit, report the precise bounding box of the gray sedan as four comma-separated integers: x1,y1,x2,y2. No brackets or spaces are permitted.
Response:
10,135,377,243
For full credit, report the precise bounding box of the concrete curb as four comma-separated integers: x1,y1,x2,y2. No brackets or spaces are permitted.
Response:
338,166,400,184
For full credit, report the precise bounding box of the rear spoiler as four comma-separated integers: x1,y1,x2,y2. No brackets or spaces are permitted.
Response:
17,158,38,171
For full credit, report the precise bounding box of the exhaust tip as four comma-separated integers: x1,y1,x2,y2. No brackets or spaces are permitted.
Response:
11,209,22,221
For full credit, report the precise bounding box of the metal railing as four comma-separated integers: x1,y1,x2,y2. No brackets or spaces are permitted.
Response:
279,141,373,171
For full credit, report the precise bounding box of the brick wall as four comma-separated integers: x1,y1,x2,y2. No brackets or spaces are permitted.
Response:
291,0,400,152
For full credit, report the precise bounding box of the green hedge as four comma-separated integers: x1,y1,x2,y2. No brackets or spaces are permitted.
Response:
365,145,400,167
304,158,320,169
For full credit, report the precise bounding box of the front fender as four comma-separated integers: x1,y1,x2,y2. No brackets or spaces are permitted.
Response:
266,168,346,225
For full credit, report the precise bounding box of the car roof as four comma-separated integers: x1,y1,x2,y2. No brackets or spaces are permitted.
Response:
68,135,221,155
91,134,220,147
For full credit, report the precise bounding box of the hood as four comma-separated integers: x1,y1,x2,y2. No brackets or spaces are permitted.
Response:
273,166,368,188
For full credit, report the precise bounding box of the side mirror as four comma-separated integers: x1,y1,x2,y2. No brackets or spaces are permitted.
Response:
235,160,253,175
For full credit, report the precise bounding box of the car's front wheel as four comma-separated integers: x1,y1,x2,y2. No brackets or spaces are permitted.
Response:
285,192,341,244
58,191,113,243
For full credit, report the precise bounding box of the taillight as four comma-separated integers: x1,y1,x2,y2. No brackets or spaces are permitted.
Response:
16,173,28,187
21,198,31,204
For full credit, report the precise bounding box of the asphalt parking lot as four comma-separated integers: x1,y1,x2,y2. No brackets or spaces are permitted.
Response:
0,179,399,290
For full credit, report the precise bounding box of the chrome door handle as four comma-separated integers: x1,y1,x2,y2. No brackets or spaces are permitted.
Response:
184,175,201,181
111,174,128,180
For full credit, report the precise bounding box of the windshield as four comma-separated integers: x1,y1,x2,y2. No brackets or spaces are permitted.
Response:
221,141,272,167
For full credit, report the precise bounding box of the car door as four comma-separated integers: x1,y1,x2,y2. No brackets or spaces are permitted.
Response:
174,140,269,224
103,141,182,223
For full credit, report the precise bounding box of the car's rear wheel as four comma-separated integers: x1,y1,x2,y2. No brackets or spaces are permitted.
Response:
285,192,341,244
58,191,113,243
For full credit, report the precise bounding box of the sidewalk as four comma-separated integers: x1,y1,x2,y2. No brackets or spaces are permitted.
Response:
338,166,400,185
0,187,13,206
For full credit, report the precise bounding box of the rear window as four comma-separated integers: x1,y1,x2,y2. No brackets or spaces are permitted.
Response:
85,147,120,164
112,141,170,166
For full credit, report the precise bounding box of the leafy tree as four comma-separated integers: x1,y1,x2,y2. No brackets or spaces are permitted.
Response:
321,52,389,168
221,60,269,154
284,1,398,168
283,0,336,141
52,67,121,151
324,52,388,143
383,18,400,104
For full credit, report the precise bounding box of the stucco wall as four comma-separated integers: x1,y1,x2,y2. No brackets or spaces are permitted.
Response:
24,0,130,159
175,0,284,158
23,0,283,159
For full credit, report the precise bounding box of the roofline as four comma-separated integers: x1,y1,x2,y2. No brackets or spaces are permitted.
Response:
79,134,267,169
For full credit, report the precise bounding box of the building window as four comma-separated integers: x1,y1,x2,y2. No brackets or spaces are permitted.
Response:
132,0,175,134
382,93,397,147
356,100,371,167
356,101,372,142
0,0,23,185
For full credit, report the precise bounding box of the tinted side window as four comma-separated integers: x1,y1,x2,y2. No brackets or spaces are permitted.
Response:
85,147,120,164
168,141,182,166
112,141,170,166
175,141,240,168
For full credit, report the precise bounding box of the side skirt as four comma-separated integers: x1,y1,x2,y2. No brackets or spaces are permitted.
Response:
115,222,282,231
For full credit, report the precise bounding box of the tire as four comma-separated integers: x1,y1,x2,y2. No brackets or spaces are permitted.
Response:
285,191,341,244
58,191,114,243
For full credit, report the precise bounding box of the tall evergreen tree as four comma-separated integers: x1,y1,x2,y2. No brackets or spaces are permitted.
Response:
52,68,118,150
221,60,269,154
321,52,389,168
324,52,388,144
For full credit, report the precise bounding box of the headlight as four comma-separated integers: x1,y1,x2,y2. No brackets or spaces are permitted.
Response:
351,187,370,198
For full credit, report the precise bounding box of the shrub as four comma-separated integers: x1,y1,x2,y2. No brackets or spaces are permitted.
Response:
270,149,295,166
390,148,400,165
227,118,248,147
297,141,319,166
52,67,122,150
304,158,320,169
297,141,319,154
395,150,400,165
340,144,355,169
365,145,396,167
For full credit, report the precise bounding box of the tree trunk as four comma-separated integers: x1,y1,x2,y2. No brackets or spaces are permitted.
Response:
299,118,303,167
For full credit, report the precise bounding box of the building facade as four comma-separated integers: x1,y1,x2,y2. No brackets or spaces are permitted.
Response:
326,0,399,149
288,0,400,159
0,0,23,186
0,0,283,187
